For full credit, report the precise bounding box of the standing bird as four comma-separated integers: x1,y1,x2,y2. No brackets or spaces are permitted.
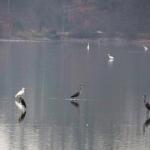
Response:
143,95,150,117
143,46,148,52
87,42,90,52
97,30,103,34
70,84,84,100
15,87,25,98
15,97,26,112
107,53,114,62
70,84,84,107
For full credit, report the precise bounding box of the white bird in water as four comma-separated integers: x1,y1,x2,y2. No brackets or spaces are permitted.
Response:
15,87,25,98
107,53,114,62
143,46,148,52
97,30,103,34
15,97,26,112
86,123,89,127
87,43,90,51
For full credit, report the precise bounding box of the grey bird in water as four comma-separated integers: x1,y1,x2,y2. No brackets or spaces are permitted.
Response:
70,84,84,99
70,84,85,107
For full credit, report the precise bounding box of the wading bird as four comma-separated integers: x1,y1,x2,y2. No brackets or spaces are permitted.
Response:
87,42,90,51
143,46,148,52
70,84,85,107
15,97,26,112
15,87,25,98
97,30,103,34
70,84,84,100
107,53,114,62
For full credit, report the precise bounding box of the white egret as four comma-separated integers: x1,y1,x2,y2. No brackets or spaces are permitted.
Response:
143,46,148,51
87,42,90,51
97,30,103,34
107,53,114,62
70,84,84,99
15,87,25,98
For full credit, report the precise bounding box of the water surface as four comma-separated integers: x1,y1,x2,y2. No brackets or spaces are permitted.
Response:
0,38,150,150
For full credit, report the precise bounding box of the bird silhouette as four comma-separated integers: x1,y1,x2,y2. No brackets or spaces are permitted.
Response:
70,84,84,107
70,84,84,99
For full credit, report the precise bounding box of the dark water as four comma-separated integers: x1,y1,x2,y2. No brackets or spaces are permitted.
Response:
0,38,150,150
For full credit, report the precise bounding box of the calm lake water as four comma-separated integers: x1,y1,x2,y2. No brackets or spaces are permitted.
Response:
0,38,150,150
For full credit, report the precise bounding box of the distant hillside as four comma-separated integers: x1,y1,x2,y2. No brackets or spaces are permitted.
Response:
0,0,150,38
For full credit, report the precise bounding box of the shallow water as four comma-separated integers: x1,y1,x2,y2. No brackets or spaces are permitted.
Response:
0,38,150,150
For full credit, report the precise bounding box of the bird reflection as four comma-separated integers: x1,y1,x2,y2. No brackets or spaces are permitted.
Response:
143,95,150,118
108,59,114,66
143,117,150,134
107,53,114,62
18,111,26,123
70,100,79,107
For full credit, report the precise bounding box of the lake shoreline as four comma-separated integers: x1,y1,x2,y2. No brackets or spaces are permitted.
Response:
0,36,150,46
